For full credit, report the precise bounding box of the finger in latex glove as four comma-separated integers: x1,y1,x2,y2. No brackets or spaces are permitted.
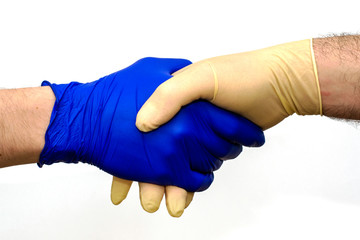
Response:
111,176,132,205
165,186,194,217
139,182,164,213
138,183,194,217
111,177,194,217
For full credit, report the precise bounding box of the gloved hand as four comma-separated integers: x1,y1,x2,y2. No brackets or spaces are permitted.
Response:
39,58,265,215
136,39,323,132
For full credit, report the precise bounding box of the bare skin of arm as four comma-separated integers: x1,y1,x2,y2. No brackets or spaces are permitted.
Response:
314,35,360,120
0,86,54,168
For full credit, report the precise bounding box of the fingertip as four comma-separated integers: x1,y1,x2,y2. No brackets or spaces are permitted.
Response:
165,186,187,218
168,208,184,218
166,201,185,218
135,85,181,132
140,199,161,213
111,177,132,205
234,120,265,147
205,103,265,147
135,97,164,133
197,172,214,192
111,194,125,205
135,111,158,132
139,183,164,213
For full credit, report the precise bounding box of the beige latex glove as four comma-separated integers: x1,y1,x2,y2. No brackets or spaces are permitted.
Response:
136,39,323,131
111,39,322,218
111,177,194,217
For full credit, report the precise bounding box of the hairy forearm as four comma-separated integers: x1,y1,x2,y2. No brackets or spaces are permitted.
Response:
0,87,55,167
313,35,360,120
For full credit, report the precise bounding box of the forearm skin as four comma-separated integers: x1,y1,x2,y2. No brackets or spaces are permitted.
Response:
0,87,54,167
313,35,360,120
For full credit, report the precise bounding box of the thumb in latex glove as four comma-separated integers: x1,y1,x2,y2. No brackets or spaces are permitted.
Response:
136,39,322,131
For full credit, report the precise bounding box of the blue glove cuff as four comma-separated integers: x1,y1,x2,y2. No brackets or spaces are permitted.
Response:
39,81,92,167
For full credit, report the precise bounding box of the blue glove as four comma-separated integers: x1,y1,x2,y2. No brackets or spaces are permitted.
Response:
39,58,265,192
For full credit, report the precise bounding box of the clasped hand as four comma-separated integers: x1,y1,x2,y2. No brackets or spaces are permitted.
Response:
40,57,264,216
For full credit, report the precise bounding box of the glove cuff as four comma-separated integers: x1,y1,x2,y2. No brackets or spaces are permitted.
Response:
38,81,89,167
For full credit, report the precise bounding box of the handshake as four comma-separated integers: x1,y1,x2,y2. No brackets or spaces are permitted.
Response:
2,39,323,217
40,57,265,217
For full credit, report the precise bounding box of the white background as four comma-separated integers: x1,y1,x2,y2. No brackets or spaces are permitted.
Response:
1,0,360,239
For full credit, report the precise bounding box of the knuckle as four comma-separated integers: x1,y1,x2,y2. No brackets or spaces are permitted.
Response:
171,124,191,143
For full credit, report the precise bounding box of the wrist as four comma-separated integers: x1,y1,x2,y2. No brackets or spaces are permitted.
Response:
263,39,322,117
313,36,360,120
39,81,96,167
0,86,55,167
208,39,322,130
